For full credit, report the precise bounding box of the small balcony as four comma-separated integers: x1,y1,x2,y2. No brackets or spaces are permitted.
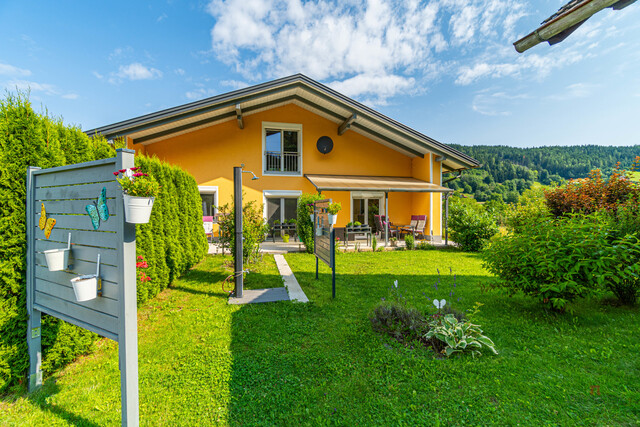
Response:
264,151,300,174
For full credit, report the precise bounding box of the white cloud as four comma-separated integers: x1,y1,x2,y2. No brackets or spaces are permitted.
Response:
471,89,529,116
220,79,249,90
93,71,104,79
6,79,59,95
548,83,595,101
206,0,612,104
175,68,186,76
185,87,217,100
111,63,163,83
157,13,168,22
0,62,31,76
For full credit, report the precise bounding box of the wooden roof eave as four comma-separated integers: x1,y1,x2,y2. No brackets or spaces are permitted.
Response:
513,0,620,53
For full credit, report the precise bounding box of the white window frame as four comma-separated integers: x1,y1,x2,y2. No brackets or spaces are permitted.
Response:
262,121,303,177
263,190,302,223
350,191,385,225
198,186,218,217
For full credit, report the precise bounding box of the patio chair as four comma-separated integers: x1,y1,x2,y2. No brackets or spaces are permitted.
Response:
203,216,214,243
374,215,397,238
400,215,427,238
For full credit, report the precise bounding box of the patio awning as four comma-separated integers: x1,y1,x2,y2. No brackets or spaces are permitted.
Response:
305,174,454,193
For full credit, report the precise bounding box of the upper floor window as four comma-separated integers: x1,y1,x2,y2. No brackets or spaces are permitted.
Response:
263,122,302,175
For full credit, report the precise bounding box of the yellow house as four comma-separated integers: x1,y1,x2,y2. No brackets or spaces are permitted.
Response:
86,74,479,242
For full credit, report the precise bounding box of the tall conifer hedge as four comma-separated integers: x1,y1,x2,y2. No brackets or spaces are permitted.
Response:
0,93,208,393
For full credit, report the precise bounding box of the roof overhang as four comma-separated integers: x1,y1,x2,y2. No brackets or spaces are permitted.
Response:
305,174,454,193
85,74,480,173
513,0,636,52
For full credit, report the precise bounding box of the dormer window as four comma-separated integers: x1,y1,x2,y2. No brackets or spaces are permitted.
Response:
263,122,302,176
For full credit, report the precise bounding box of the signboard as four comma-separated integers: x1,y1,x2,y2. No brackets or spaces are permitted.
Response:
26,149,139,426
313,199,336,298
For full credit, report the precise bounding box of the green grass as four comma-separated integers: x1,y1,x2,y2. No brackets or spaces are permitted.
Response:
1,251,639,425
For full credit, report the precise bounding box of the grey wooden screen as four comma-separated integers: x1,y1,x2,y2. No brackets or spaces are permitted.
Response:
26,148,138,426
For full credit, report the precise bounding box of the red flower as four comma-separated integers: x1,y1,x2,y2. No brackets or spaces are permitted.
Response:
130,167,140,171
118,169,126,173
113,172,119,176
137,255,144,260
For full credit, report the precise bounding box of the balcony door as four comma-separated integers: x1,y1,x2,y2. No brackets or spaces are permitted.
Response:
263,122,302,176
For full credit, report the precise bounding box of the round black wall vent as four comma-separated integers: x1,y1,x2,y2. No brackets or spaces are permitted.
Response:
316,136,334,154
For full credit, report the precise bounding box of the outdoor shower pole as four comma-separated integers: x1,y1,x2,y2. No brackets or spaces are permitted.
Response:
234,166,243,298
384,192,389,246
444,192,450,246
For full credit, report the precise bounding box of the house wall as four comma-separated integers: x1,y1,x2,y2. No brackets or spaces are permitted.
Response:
132,103,442,236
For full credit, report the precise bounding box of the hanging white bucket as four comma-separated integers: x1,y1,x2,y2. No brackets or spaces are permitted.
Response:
44,248,69,271
44,233,71,271
328,214,337,225
309,213,314,223
316,227,323,236
70,275,98,302
70,253,100,302
123,194,155,224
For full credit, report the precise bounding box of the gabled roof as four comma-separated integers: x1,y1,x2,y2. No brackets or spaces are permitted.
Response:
513,0,636,53
85,74,479,172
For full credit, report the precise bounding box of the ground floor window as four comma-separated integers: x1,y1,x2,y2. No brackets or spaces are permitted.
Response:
351,191,383,226
266,197,298,226
198,186,218,217
263,190,301,226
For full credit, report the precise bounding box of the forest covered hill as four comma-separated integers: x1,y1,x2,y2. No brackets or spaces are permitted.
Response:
444,145,640,202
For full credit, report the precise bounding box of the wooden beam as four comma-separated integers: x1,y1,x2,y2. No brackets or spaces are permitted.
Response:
513,0,619,53
236,104,244,129
338,113,356,136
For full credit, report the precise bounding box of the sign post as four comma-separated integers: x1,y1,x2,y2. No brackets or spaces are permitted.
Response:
26,149,139,426
313,199,336,298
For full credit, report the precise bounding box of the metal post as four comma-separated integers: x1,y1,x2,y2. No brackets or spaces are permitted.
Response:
384,192,389,246
234,166,243,298
445,193,450,246
331,229,336,298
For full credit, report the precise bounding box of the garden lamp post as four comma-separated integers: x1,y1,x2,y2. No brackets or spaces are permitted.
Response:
233,164,259,298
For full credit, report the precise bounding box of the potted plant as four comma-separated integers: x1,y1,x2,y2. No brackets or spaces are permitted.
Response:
327,202,341,225
114,167,160,224
70,254,101,302
308,203,315,223
354,221,362,229
274,219,281,225
390,237,398,247
283,233,290,243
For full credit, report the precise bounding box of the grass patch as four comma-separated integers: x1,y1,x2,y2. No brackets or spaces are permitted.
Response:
1,251,639,425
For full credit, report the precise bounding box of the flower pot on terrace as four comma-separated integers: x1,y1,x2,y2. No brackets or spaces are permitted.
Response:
124,194,155,224
328,214,337,225
44,248,70,271
70,275,98,302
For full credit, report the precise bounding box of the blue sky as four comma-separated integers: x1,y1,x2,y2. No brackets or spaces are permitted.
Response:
1,0,639,147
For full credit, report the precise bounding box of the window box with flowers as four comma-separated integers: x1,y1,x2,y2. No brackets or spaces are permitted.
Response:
114,167,161,224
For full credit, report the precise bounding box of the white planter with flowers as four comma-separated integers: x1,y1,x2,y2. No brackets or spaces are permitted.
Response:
114,167,160,224
327,201,341,227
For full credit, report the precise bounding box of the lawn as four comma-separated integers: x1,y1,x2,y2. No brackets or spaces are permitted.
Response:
1,250,639,425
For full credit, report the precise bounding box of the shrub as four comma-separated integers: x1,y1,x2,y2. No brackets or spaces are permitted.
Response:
369,303,430,345
597,235,640,305
425,313,498,358
404,234,415,250
448,196,498,252
296,193,323,254
0,92,114,392
505,189,551,234
218,199,268,263
483,212,614,311
544,163,640,217
416,241,434,250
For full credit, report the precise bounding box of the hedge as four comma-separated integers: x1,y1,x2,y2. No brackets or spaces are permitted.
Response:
134,156,209,303
0,93,208,393
0,93,114,392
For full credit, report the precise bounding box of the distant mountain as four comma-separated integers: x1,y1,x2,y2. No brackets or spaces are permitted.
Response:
445,145,640,202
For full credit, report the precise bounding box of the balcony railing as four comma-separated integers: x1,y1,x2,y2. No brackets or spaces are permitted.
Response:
265,151,300,173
